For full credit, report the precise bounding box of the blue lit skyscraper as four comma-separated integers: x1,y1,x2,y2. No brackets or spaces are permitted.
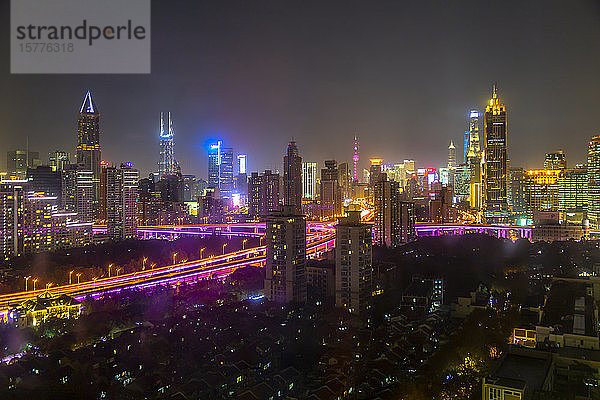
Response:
237,154,247,174
158,112,177,177
207,140,234,198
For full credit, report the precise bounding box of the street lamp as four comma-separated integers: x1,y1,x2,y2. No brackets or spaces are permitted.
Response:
200,248,205,258
142,257,148,270
46,282,53,290
116,268,122,277
32,278,37,291
108,263,114,277
69,270,74,285
243,239,248,250
76,273,81,284
150,263,156,270
172,252,178,265
222,243,227,255
260,236,264,246
24,276,31,291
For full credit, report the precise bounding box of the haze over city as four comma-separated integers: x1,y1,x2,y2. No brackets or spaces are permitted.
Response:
2,0,600,176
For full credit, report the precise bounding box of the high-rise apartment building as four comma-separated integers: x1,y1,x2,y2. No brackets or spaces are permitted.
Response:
353,136,360,182
264,205,307,303
302,162,318,200
373,175,400,247
107,163,139,240
23,193,57,254
0,180,26,259
283,141,302,214
588,136,600,228
544,151,566,170
399,201,416,243
76,170,95,223
248,170,280,218
338,162,350,200
76,91,101,182
483,84,508,218
335,209,373,315
158,112,177,177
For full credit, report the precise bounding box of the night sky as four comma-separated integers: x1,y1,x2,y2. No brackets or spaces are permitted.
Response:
1,0,600,178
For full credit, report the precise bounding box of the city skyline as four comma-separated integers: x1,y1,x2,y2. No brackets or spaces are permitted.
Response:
2,1,600,176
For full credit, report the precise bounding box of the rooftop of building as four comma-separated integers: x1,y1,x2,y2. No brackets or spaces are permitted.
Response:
540,280,596,336
487,349,552,395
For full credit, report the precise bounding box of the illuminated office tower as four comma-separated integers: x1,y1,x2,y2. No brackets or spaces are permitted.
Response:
373,175,400,247
0,180,26,259
448,141,456,169
483,84,508,217
524,169,560,219
353,136,360,182
404,160,415,174
588,136,600,228
219,147,234,198
468,110,480,156
302,162,318,199
106,163,139,240
463,130,470,164
468,154,483,210
508,167,526,216
453,164,471,202
321,160,342,219
264,205,307,303
237,155,247,175
207,141,234,198
208,141,222,189
75,170,95,223
76,91,101,182
158,112,177,177
544,151,566,170
49,151,70,172
558,165,588,223
23,193,57,254
283,141,302,214
335,209,373,314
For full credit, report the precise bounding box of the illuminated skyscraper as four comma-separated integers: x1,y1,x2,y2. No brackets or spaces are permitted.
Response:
49,150,69,172
483,84,508,218
468,110,480,156
302,162,318,199
558,165,588,223
283,141,302,214
237,155,247,174
107,163,139,240
587,136,600,228
448,140,456,169
544,151,566,170
76,91,101,181
524,169,560,219
208,141,222,189
353,136,360,182
0,180,25,259
207,141,234,198
321,160,342,219
158,112,177,177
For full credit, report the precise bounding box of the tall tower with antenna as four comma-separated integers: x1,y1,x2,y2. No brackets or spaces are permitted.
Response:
353,136,360,182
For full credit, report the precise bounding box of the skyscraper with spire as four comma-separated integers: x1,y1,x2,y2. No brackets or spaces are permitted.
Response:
158,112,177,177
483,83,508,217
283,141,302,214
77,91,101,180
353,136,360,182
447,140,456,169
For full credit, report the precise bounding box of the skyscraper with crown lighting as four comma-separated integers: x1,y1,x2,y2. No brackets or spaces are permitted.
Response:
483,84,508,218
77,91,101,181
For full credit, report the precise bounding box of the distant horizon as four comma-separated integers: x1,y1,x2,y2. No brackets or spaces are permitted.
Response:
2,0,600,178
